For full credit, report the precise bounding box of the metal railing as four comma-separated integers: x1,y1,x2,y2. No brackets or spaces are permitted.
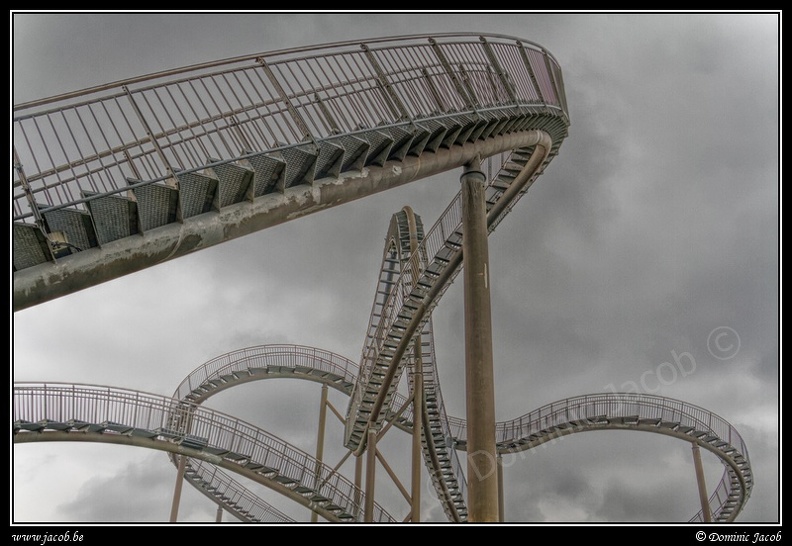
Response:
13,33,567,225
348,141,549,442
183,458,295,522
13,382,394,522
174,344,358,401
446,392,752,521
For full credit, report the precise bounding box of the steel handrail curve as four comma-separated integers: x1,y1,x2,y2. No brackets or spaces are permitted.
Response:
183,458,295,523
175,344,359,401
360,208,469,519
12,382,395,522
346,134,554,451
13,33,567,223
447,392,752,522
170,346,752,522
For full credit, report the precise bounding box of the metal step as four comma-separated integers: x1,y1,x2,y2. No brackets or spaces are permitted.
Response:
362,130,394,167
205,159,254,208
406,123,431,156
382,125,416,162
40,205,98,252
330,134,369,172
13,222,52,270
129,179,178,231
418,119,449,153
83,191,138,245
313,140,345,180
453,114,479,145
476,111,501,141
280,144,318,188
240,152,286,197
438,119,463,149
175,171,218,219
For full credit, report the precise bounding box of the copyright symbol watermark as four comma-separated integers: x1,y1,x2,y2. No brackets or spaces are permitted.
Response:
696,531,706,541
707,327,740,360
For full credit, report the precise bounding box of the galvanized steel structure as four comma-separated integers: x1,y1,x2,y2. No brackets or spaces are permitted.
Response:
13,33,752,523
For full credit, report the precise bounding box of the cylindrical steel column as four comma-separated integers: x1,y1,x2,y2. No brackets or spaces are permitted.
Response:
311,384,329,523
461,159,499,522
354,453,363,519
497,454,504,522
364,428,378,522
169,455,187,522
691,442,712,522
215,504,223,523
411,340,424,523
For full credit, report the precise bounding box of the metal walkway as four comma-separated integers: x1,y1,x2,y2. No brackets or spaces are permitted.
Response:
13,374,753,522
13,33,568,311
13,382,394,522
12,33,752,523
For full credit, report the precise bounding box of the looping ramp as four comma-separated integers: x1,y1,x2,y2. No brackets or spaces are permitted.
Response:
13,376,753,522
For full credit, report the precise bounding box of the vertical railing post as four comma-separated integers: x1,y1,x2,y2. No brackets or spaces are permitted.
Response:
515,41,544,103
256,58,315,143
429,38,475,110
354,453,363,519
12,146,45,227
122,86,176,181
479,37,518,104
361,44,410,121
541,48,560,106
497,453,505,522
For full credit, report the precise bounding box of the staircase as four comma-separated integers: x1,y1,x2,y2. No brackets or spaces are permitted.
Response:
13,33,569,311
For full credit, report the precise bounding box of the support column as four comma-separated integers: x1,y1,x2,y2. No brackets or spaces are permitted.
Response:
364,428,378,522
691,443,712,522
354,453,363,519
169,455,187,522
311,384,329,523
497,454,504,522
461,159,499,522
215,504,223,523
411,340,424,523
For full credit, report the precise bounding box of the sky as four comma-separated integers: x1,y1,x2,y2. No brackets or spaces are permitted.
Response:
11,11,780,526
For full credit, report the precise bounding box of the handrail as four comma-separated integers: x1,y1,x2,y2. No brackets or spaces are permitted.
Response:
13,33,567,223
12,382,395,522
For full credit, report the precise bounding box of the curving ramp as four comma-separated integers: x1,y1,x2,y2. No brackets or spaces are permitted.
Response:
13,377,753,522
181,459,295,523
12,382,395,522
13,33,569,311
448,393,753,522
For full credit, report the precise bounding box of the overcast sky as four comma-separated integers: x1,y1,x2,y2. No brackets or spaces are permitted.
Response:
11,12,779,525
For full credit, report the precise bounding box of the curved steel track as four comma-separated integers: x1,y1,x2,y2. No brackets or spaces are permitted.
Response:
13,377,752,522
13,33,568,311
